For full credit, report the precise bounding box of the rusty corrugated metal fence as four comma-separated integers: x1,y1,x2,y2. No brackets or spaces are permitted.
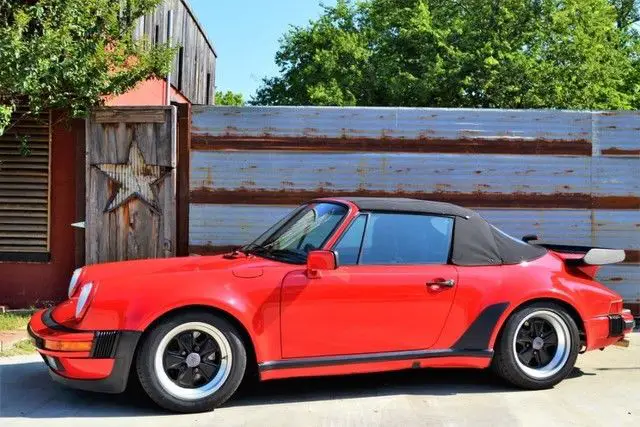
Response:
188,106,639,312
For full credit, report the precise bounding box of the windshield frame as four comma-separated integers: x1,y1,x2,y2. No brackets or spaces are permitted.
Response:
242,201,350,264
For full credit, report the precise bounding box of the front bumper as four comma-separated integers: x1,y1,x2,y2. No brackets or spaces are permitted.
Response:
28,309,141,394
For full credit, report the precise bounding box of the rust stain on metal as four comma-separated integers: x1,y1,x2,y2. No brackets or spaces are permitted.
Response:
592,196,640,210
623,250,640,264
191,135,592,156
601,147,640,156
190,188,640,210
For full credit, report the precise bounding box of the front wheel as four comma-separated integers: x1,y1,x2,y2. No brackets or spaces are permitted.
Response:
136,311,247,413
492,303,580,389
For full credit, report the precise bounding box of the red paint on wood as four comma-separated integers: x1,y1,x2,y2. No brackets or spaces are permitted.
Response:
105,79,191,106
0,112,82,308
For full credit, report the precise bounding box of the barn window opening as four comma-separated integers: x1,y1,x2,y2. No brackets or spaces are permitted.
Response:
177,47,184,91
205,73,211,104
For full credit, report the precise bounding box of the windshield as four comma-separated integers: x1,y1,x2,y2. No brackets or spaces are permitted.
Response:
243,202,348,264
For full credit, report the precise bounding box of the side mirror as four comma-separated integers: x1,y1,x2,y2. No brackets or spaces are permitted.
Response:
522,234,539,243
307,250,337,278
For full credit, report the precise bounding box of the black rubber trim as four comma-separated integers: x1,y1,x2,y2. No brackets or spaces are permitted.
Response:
608,315,625,337
259,349,493,372
452,302,509,350
49,331,141,394
27,325,45,350
91,331,120,358
41,308,77,333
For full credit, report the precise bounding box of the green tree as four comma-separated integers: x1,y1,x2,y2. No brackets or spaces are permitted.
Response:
252,0,640,109
215,90,245,106
0,0,175,135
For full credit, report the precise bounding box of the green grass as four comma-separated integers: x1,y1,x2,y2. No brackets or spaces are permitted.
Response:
0,312,31,331
0,339,36,357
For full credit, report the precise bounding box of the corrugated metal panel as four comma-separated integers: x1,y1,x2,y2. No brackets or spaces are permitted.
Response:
190,205,639,251
597,266,640,302
192,106,592,142
189,204,639,302
190,204,290,247
480,210,640,250
594,111,640,155
0,108,50,253
188,106,640,309
592,156,640,197
191,151,597,195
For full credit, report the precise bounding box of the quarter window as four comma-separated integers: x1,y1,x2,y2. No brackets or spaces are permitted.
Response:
333,215,367,265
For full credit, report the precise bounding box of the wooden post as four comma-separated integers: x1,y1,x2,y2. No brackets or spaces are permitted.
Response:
175,102,191,257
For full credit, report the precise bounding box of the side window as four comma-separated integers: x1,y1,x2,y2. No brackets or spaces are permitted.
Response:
360,213,454,265
333,215,366,265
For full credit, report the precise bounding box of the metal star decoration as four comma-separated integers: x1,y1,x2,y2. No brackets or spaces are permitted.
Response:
94,142,171,213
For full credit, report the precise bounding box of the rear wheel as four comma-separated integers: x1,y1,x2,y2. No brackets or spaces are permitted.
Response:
492,303,580,389
136,311,247,413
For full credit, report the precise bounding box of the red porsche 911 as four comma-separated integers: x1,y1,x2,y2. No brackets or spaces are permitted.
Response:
28,197,635,413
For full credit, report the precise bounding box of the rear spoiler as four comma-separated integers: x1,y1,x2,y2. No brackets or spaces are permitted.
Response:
523,238,626,266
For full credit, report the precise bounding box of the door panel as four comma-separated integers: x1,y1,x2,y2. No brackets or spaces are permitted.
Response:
281,264,458,358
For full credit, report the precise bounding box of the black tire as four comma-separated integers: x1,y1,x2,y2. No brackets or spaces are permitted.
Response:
492,302,580,389
136,310,247,413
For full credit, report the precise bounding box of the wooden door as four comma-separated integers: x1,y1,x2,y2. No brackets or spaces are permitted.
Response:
86,107,176,264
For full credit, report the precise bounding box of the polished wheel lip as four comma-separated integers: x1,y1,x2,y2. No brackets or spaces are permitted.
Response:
154,322,233,401
513,310,571,380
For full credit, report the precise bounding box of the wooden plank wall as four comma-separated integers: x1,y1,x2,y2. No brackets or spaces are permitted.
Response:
135,0,216,105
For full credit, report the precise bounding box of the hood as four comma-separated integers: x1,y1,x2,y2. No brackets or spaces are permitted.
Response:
78,253,274,284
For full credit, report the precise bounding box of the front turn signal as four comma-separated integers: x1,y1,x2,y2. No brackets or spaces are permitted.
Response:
44,340,93,352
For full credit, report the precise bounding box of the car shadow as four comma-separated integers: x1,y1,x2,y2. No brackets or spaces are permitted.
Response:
0,358,588,418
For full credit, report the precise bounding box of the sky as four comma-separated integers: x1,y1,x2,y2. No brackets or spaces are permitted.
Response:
188,0,336,101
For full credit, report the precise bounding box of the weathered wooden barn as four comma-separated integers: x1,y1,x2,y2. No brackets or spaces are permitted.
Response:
0,0,215,307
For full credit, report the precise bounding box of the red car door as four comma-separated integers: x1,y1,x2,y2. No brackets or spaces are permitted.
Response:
281,212,459,359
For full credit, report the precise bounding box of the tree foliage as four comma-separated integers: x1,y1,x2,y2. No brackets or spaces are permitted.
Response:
252,0,640,109
215,90,245,106
0,0,175,135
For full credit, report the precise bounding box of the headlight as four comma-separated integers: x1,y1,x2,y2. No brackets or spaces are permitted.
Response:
68,268,84,298
75,282,94,320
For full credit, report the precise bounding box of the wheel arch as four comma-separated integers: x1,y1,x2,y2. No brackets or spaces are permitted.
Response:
133,304,259,377
490,298,586,351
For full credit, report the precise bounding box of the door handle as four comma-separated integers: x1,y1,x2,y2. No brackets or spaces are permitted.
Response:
426,279,455,289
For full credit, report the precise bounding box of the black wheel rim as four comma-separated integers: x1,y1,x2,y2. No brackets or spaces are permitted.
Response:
162,330,222,388
515,317,559,368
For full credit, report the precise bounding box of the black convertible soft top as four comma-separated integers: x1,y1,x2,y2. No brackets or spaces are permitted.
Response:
337,197,547,266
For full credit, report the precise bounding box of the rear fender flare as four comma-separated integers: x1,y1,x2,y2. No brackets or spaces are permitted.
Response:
487,294,586,350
